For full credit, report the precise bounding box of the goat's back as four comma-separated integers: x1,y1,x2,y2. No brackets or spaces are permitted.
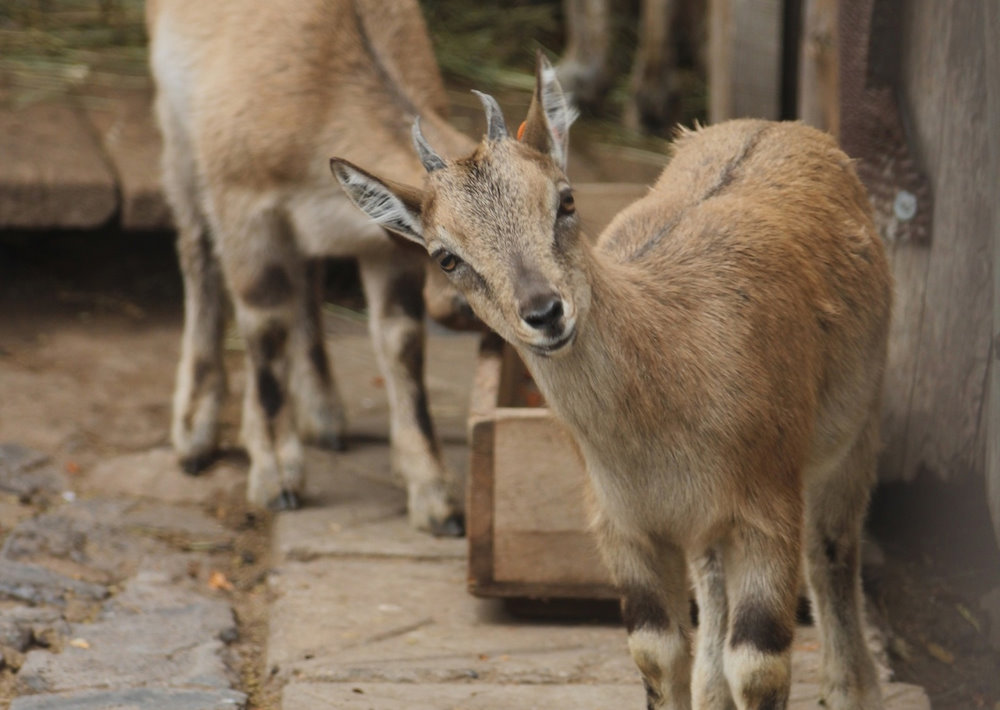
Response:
147,0,454,188
594,119,891,475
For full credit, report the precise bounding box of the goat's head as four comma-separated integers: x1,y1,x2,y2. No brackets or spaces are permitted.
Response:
332,54,586,357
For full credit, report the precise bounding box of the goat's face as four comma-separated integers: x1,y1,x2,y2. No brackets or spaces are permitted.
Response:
332,53,584,355
418,139,588,355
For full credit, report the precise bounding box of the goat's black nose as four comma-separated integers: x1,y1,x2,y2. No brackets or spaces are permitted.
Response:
520,295,564,330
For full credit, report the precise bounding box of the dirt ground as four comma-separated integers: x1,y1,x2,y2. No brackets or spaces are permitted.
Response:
1,230,999,710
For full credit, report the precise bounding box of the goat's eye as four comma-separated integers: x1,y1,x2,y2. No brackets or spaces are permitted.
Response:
438,252,460,272
558,189,575,216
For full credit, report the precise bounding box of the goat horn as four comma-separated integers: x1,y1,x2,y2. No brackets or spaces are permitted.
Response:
472,90,508,141
412,118,446,172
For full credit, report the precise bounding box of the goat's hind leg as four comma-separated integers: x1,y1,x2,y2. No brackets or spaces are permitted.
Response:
216,204,305,510
691,548,736,709
160,116,227,474
358,253,463,536
598,518,693,709
804,420,883,710
721,520,801,710
289,259,348,451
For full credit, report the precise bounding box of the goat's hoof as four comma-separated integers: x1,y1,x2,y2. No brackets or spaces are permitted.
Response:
314,432,347,452
180,451,218,476
430,513,465,538
267,489,302,512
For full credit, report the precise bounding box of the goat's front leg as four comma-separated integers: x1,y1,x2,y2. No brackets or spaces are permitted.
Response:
720,519,801,710
691,547,736,710
358,253,463,536
597,516,693,709
804,419,883,710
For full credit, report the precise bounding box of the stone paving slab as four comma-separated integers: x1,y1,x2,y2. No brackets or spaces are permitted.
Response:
282,681,646,709
17,570,237,695
283,680,931,710
267,556,638,686
0,560,108,607
85,447,247,507
0,443,69,503
0,101,117,229
10,687,246,710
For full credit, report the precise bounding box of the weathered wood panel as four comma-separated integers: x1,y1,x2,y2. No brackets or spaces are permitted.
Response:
797,0,839,136
82,88,171,231
984,1,1000,550
466,336,616,600
708,0,783,122
0,101,117,229
886,0,996,484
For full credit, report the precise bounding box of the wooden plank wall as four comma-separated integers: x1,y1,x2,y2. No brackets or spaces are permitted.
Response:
984,3,1000,547
880,0,998,487
708,0,783,122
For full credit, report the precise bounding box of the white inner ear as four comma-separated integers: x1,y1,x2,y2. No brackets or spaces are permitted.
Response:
342,169,423,240
540,62,579,169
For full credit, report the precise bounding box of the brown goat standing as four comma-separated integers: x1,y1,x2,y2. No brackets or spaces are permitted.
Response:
146,0,474,533
333,55,890,709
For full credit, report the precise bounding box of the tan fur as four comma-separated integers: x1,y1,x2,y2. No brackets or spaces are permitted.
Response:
147,0,473,531
334,58,890,709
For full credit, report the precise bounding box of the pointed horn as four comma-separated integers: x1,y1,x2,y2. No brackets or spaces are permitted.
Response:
412,118,446,172
472,90,509,141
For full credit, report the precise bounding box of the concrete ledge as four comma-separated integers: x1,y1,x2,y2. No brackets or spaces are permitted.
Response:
0,101,118,229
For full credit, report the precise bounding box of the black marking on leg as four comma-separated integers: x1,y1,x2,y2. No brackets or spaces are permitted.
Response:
824,537,838,564
180,450,220,476
755,689,785,710
729,603,793,654
621,588,669,633
399,329,439,451
387,270,425,321
643,678,662,710
309,340,332,385
430,513,465,538
242,263,294,308
267,488,301,512
257,368,284,419
258,322,288,362
796,595,813,625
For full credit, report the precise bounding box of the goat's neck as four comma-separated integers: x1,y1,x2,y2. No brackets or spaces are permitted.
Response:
518,243,660,445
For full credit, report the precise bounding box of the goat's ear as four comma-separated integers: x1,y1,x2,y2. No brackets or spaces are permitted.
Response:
330,158,426,246
520,51,578,171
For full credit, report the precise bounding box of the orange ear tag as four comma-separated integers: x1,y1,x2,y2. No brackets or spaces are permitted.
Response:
517,121,526,141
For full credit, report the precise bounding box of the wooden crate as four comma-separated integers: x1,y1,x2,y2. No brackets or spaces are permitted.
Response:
467,334,616,600
463,183,649,600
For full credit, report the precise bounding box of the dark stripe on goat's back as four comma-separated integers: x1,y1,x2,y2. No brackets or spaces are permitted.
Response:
627,125,773,262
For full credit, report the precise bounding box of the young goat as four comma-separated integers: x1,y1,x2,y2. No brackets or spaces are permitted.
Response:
146,0,474,533
333,55,891,709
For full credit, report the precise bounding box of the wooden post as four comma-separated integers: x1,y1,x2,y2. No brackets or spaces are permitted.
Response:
797,0,839,136
708,0,784,122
